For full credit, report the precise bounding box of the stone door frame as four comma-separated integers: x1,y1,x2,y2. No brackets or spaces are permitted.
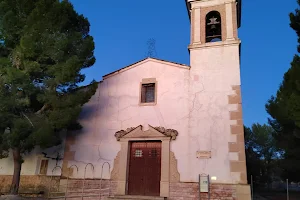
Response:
114,125,178,198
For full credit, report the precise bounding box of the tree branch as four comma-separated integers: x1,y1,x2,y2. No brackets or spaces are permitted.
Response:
35,104,48,115
21,112,34,127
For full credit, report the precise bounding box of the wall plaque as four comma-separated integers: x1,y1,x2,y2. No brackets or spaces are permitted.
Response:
196,151,211,159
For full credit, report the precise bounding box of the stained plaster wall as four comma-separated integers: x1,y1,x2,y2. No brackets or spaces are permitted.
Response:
0,142,65,176
65,60,190,180
64,54,242,184
187,43,242,183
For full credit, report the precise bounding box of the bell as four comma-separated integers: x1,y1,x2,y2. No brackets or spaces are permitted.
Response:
211,24,216,29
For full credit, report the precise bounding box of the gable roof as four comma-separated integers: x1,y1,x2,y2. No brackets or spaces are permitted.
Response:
103,57,190,80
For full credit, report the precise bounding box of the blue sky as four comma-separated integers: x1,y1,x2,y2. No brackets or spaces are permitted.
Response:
71,0,298,127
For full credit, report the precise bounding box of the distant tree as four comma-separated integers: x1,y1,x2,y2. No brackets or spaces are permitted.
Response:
245,126,261,185
0,0,97,194
266,0,300,182
244,124,279,187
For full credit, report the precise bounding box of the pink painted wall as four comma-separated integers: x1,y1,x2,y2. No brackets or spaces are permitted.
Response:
66,47,242,184
186,44,242,183
67,59,190,179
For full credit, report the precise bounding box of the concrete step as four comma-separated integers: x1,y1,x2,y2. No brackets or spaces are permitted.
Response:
107,195,166,200
48,191,66,197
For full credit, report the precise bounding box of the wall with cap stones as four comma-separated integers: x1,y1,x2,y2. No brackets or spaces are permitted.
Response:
0,175,60,194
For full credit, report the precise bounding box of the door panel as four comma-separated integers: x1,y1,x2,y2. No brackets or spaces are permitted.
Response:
128,141,161,196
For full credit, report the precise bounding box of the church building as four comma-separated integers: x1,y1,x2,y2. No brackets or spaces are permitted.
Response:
0,0,250,199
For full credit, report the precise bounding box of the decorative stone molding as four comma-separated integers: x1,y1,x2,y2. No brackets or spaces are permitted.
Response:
111,151,121,180
114,126,141,141
114,125,178,141
170,151,180,182
152,126,179,140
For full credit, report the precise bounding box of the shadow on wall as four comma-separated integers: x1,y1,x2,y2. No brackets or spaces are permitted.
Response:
77,93,111,122
78,103,99,121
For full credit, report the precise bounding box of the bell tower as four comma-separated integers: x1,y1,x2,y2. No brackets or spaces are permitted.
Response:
185,0,250,199
186,0,241,45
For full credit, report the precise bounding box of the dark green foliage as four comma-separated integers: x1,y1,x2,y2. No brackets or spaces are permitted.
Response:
245,126,261,185
266,0,300,182
244,124,279,187
0,0,97,193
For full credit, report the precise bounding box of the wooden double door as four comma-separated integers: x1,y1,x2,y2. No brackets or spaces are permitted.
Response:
128,141,162,196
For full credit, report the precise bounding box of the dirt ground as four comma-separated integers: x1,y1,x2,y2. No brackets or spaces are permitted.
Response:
259,192,300,200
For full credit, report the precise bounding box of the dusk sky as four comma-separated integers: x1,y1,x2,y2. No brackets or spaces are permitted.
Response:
71,0,298,127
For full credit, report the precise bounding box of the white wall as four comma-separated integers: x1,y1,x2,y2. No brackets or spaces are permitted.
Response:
0,142,65,176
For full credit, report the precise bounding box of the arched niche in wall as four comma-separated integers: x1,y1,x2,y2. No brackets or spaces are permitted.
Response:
205,11,222,43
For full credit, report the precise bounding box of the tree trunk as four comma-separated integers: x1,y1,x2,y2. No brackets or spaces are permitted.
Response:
10,148,22,195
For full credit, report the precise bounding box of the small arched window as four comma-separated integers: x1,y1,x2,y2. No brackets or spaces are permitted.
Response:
205,11,222,43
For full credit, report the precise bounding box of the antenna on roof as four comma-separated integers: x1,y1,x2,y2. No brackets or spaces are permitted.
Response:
145,38,157,58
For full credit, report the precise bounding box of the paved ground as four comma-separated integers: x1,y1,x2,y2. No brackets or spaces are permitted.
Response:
253,194,268,200
256,192,300,200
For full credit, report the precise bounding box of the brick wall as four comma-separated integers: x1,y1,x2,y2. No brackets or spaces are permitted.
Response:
0,175,60,194
170,182,238,200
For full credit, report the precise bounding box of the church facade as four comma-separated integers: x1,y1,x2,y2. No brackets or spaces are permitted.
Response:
0,0,250,199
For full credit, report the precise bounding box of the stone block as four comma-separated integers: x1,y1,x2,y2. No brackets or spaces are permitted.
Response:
230,125,243,135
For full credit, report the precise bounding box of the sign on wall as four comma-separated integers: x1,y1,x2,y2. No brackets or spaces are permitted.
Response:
196,151,211,159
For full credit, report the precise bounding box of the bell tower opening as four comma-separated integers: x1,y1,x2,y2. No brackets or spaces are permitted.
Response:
186,0,242,46
205,11,222,43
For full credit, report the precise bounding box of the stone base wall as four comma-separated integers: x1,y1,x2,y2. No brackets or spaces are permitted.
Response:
169,182,251,200
0,175,60,194
63,179,118,197
0,177,250,200
0,177,117,198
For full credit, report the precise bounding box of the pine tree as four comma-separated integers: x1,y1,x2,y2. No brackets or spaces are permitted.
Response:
266,0,300,181
244,124,278,186
0,0,97,194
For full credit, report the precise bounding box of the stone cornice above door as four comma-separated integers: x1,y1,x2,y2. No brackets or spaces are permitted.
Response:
114,125,178,141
